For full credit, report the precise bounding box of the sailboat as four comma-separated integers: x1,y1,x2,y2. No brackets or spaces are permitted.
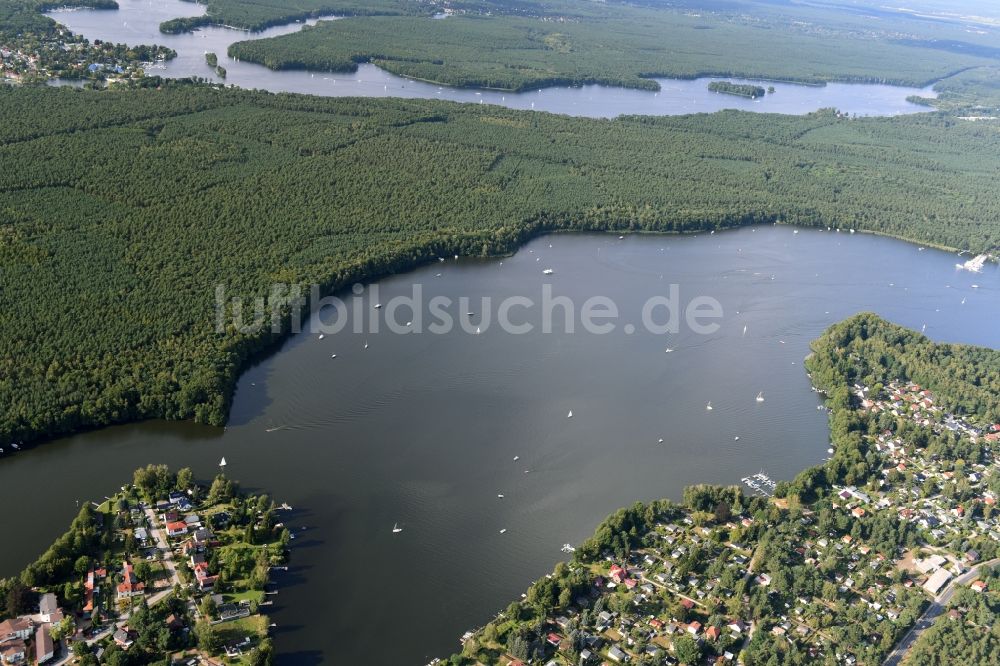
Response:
497,493,504,498
657,438,664,443
219,457,227,469
513,455,520,461
664,348,674,353
318,334,325,340
734,436,740,441
756,392,765,403
706,402,713,411
567,410,573,418
499,528,507,534
364,340,369,349
475,326,481,334
742,324,748,336
542,268,554,275
392,523,402,534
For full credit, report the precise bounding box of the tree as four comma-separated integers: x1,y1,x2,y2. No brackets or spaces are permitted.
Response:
5,580,33,617
195,620,221,653
50,616,75,642
176,467,194,492
674,634,701,665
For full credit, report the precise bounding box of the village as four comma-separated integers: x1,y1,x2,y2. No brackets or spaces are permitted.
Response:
0,464,290,666
0,19,172,85
443,380,1000,666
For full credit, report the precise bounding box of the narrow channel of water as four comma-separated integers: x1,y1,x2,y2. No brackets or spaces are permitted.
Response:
0,227,995,664
47,0,937,117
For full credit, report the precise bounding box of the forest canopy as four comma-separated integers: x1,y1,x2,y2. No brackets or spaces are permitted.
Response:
1,83,999,447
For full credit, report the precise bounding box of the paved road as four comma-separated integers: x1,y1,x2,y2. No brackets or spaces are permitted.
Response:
51,509,184,666
882,558,1000,666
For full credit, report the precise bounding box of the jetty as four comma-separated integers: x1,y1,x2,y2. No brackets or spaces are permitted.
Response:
741,470,777,497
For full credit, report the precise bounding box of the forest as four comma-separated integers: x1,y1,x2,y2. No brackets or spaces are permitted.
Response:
708,81,768,99
157,0,438,34
227,7,992,92
2,82,1000,448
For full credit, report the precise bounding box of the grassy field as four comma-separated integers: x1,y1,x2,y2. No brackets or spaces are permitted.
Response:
2,82,1000,448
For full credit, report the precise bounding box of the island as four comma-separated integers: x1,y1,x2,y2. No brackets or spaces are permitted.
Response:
708,81,768,99
441,314,1000,665
0,465,291,666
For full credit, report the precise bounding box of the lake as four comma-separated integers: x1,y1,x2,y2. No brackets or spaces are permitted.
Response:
1,227,996,664
46,0,937,118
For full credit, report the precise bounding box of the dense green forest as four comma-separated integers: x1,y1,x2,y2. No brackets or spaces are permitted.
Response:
158,0,438,34
227,8,992,92
708,81,768,99
2,83,1000,447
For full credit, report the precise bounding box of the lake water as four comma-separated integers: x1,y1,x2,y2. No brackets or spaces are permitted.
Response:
1,227,996,664
46,0,937,118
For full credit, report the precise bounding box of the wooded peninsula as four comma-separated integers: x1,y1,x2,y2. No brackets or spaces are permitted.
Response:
2,80,1000,451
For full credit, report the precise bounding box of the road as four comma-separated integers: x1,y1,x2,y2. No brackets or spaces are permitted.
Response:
50,508,184,666
882,557,1000,666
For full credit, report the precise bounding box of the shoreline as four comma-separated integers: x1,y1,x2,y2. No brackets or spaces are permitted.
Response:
4,219,987,454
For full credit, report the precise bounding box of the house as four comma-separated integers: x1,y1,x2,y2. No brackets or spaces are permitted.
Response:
923,568,952,596
134,527,149,543
0,618,32,642
705,625,721,640
0,640,26,665
545,633,561,647
113,629,134,649
35,626,53,664
687,621,702,636
193,561,218,590
607,645,628,663
609,564,628,584
38,593,61,623
166,521,188,537
117,561,145,600
971,580,988,593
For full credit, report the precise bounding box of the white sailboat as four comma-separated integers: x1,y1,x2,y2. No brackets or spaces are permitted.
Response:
499,528,507,534
542,268,554,275
567,410,573,418
742,324,748,336
706,402,713,411
364,340,369,349
756,391,765,403
664,348,674,353
497,493,504,498
513,455,520,461
392,523,402,534
318,334,325,340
